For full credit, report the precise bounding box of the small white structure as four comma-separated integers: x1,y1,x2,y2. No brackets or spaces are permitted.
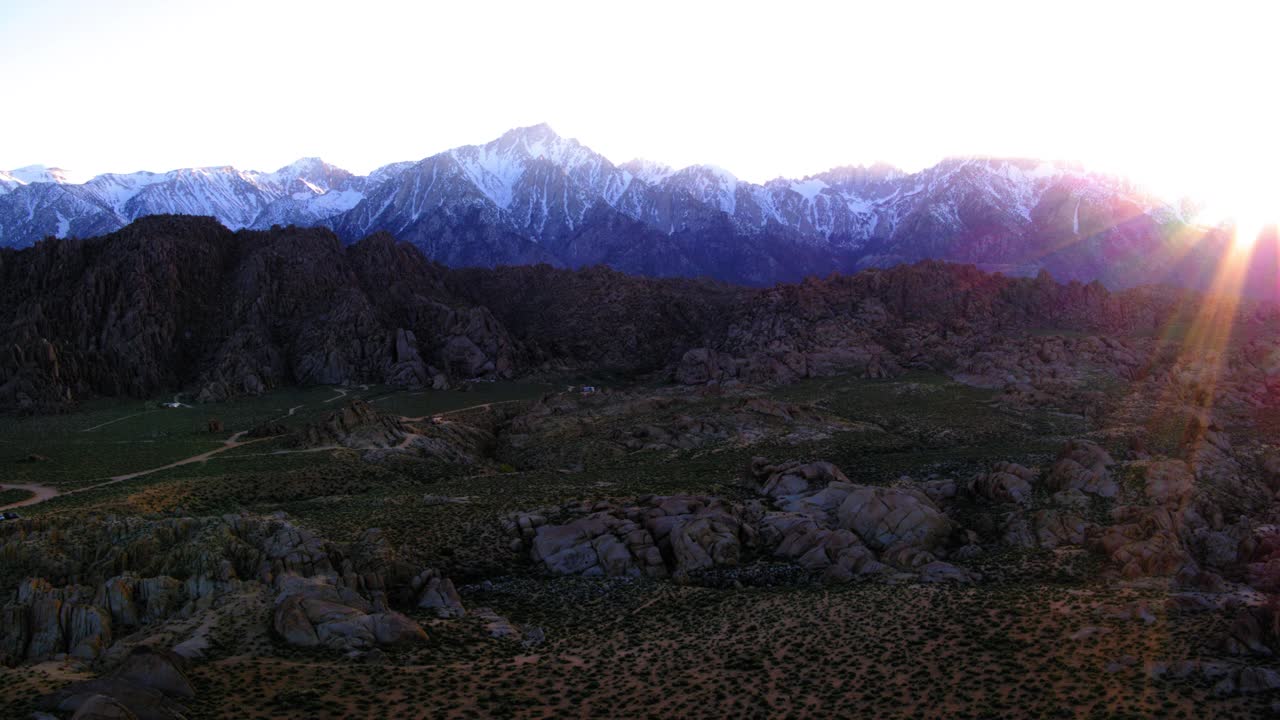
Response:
581,385,597,394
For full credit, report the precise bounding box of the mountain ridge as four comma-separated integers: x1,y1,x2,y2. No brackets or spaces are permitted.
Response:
0,213,1216,413
0,124,1213,288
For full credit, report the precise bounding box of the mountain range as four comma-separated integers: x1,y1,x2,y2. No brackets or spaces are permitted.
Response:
0,215,1190,412
0,124,1225,287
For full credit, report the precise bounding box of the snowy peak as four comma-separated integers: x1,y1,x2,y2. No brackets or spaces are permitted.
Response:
273,156,328,174
814,163,906,189
446,122,627,213
0,125,1187,291
496,122,560,149
261,157,359,198
8,165,74,185
620,159,675,185
1,165,77,193
368,161,414,188
665,165,740,214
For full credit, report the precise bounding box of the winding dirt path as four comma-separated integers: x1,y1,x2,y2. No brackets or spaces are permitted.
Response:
81,410,158,433
0,483,58,510
0,431,267,512
108,431,260,482
3,392,534,512
400,398,526,423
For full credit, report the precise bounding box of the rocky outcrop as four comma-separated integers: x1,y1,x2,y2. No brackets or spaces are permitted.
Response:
1,218,1207,411
754,458,851,498
1,512,455,665
413,570,464,618
507,457,963,584
1046,439,1117,497
1,579,112,663
0,218,520,411
760,513,885,581
967,462,1038,504
1003,508,1091,550
1144,459,1195,506
1095,506,1190,578
504,495,753,581
1220,601,1280,657
70,694,138,720
40,647,194,720
270,575,427,652
833,485,952,555
292,399,408,449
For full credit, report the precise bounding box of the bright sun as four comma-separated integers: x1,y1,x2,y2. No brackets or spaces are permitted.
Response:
1232,217,1265,251
1199,176,1276,252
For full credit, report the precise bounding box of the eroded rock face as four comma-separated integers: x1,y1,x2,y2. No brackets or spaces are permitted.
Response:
1046,439,1117,497
292,399,408,449
70,694,138,720
967,462,1038,504
1095,507,1189,578
951,335,1142,410
1,512,454,665
760,514,884,581
1220,601,1280,657
507,458,959,584
1145,460,1195,506
834,485,951,553
0,219,523,411
41,647,193,720
1004,509,1091,550
675,348,739,386
2,579,112,663
754,458,851,498
505,495,754,580
270,575,427,652
414,571,464,619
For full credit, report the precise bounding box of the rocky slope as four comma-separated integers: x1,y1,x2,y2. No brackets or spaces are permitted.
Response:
0,216,517,411
3,214,1263,413
1,125,1220,289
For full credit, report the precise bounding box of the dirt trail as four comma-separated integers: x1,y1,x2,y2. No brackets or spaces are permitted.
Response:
5,394,531,512
0,483,59,511
81,410,158,433
400,398,526,423
0,431,267,512
108,431,260,482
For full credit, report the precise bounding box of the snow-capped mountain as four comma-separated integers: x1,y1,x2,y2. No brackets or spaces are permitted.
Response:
0,125,1193,287
0,157,374,245
0,165,75,195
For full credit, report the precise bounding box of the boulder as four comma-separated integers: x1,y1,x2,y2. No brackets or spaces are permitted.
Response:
272,594,318,647
1221,602,1280,657
1095,507,1188,577
753,458,850,498
70,694,137,720
1046,439,1116,497
968,462,1038,504
110,648,195,700
272,575,425,651
415,573,464,618
835,485,951,552
918,561,979,583
1144,460,1194,506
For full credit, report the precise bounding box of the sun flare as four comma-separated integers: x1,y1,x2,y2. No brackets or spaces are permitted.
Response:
1232,217,1270,252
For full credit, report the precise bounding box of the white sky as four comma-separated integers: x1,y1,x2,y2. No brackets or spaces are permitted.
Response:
1,0,1276,221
